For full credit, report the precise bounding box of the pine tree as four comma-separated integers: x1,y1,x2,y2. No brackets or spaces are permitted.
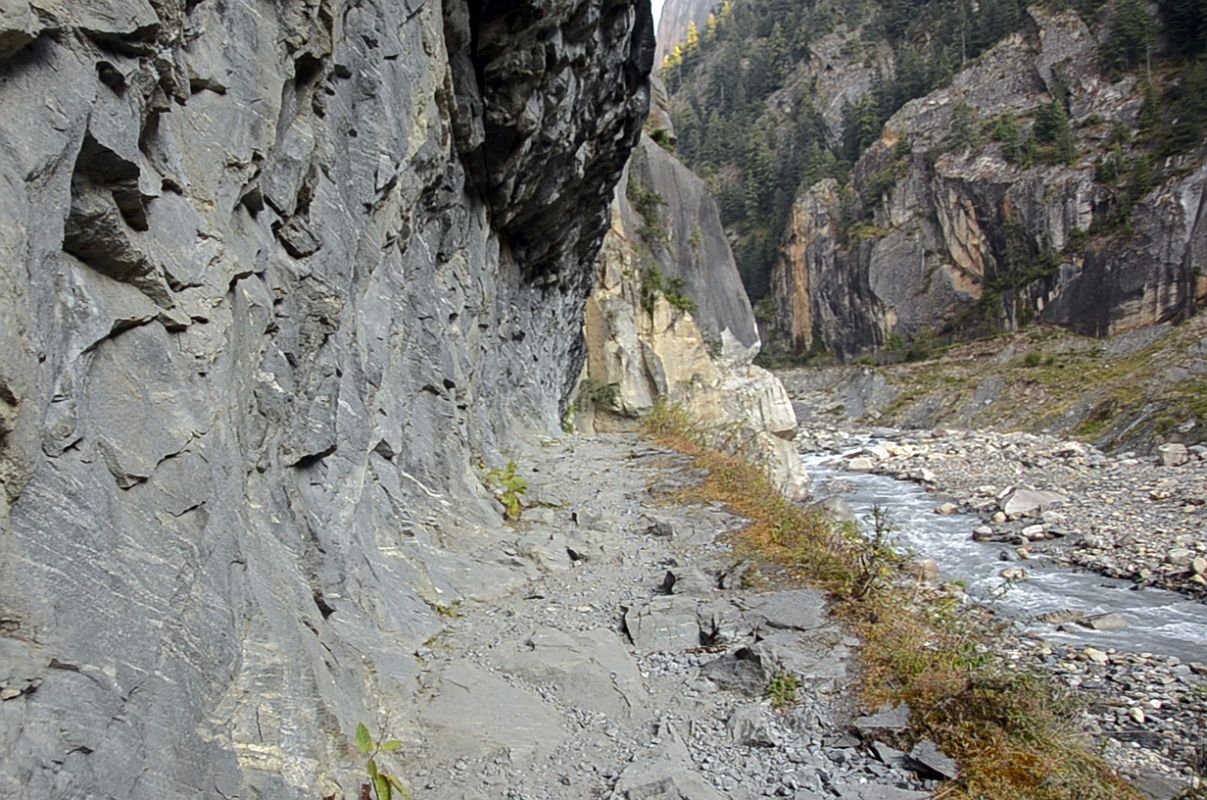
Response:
1105,0,1154,75
951,100,981,151
685,21,701,55
1157,0,1207,58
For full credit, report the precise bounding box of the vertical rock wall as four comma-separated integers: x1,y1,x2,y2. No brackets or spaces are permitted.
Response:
0,1,652,797
768,8,1207,360
581,136,809,499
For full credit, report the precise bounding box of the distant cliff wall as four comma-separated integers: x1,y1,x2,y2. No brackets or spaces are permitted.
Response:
580,136,809,499
769,8,1206,360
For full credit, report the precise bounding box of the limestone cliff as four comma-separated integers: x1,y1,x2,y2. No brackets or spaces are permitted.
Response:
580,136,808,499
769,8,1207,360
0,1,652,797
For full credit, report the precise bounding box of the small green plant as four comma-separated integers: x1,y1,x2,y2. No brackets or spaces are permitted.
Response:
627,172,668,247
649,127,676,150
640,266,697,315
484,460,527,520
850,506,901,600
1024,351,1044,368
767,672,801,710
355,723,411,800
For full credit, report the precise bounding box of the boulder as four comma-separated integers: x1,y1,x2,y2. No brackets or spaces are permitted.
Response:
1000,488,1065,517
662,567,716,596
700,647,769,695
1076,612,1128,632
1156,443,1189,467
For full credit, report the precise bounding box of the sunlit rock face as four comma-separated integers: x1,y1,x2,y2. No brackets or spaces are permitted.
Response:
583,136,809,499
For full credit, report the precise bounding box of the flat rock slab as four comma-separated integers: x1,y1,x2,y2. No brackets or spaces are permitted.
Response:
625,596,702,653
611,724,727,800
740,589,827,632
907,739,958,780
496,628,647,721
419,662,564,762
1000,488,1065,517
852,703,911,736
753,632,850,685
515,529,574,572
833,783,931,800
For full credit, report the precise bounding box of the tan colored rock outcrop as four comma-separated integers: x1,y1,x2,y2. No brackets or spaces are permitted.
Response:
581,138,809,499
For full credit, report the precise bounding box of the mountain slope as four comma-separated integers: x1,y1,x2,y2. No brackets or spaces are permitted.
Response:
662,0,1207,360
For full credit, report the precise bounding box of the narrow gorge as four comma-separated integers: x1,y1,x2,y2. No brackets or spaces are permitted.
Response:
1,0,1204,798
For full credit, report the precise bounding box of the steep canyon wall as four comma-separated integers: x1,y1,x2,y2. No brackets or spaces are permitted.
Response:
580,134,809,499
0,1,652,797
769,8,1206,360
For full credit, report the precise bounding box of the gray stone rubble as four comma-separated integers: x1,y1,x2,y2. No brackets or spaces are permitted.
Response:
405,435,943,800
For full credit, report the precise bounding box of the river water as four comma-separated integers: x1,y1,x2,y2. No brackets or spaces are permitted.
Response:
802,445,1207,664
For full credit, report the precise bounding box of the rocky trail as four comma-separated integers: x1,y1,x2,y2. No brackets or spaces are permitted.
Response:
396,434,941,800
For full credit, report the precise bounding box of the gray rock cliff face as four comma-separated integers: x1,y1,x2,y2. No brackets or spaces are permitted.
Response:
626,136,759,353
654,0,715,65
769,8,1207,360
0,1,651,797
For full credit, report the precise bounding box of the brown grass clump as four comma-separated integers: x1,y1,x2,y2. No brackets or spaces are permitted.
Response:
641,400,1143,800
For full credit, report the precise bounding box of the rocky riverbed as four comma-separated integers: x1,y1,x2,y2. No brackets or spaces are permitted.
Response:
799,423,1207,794
800,426,1207,599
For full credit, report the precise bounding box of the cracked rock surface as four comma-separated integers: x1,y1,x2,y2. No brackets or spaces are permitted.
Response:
0,1,651,796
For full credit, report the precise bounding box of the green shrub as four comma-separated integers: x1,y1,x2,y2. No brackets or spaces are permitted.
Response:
649,127,676,150
484,461,527,521
627,173,668,248
641,266,697,315
354,723,411,800
767,672,801,710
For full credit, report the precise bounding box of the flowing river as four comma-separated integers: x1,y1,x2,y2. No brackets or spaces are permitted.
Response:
802,442,1207,664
